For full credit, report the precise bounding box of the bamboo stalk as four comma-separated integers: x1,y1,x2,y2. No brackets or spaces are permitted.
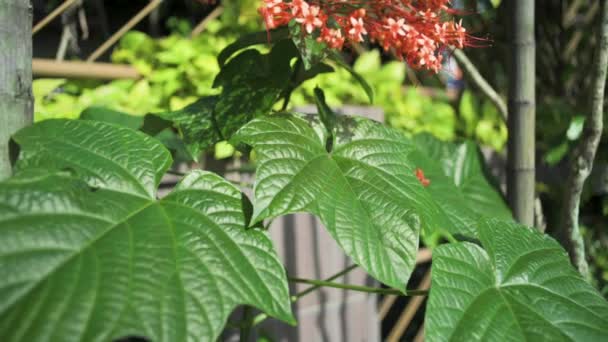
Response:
191,5,224,37
558,0,608,276
413,323,425,342
378,248,431,320
507,0,536,226
32,0,78,35
386,271,431,342
1,1,34,179
33,59,140,80
86,0,163,62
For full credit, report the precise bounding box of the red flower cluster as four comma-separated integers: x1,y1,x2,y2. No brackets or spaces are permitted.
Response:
259,0,472,72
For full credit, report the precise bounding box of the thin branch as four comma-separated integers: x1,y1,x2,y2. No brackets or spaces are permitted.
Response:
452,49,508,121
288,277,429,296
558,0,608,277
251,264,359,327
292,264,358,299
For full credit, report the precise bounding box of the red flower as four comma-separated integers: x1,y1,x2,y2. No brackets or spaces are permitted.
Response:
295,4,324,34
415,168,431,187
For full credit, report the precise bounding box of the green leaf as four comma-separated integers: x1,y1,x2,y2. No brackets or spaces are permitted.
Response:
213,40,297,121
313,87,336,137
217,27,289,67
413,134,511,221
12,119,171,198
80,106,143,130
327,51,374,104
232,114,454,290
426,219,608,341
289,20,328,70
143,96,221,161
567,115,586,141
0,120,294,342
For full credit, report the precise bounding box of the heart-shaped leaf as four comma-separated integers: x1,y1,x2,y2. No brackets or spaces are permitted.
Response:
0,120,294,342
426,219,608,341
232,113,453,290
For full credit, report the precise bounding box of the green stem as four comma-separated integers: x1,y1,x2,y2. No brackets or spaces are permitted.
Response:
293,264,358,299
281,58,303,111
251,264,359,327
239,306,253,342
288,277,429,296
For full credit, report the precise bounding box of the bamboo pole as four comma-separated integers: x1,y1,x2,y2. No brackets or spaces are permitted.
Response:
507,0,536,226
191,5,224,37
386,271,431,342
558,0,608,276
1,0,34,179
378,248,431,320
413,323,425,342
86,0,163,62
32,0,78,35
33,59,140,80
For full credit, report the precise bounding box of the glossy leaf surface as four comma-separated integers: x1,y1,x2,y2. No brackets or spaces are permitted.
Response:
0,120,294,342
233,113,452,289
414,134,511,220
426,219,608,341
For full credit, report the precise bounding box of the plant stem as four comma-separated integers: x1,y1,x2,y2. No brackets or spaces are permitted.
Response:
288,277,429,297
452,49,508,122
239,306,253,342
507,0,536,226
251,264,359,327
558,0,608,277
292,264,358,299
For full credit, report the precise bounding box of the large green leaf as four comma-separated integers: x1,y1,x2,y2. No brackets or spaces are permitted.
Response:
414,134,511,220
0,120,294,341
233,113,454,290
426,219,608,341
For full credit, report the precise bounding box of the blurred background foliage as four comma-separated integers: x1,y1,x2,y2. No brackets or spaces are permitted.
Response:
31,0,607,295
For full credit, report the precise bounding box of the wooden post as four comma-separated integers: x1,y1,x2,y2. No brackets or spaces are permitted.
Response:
507,0,536,226
1,0,34,179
